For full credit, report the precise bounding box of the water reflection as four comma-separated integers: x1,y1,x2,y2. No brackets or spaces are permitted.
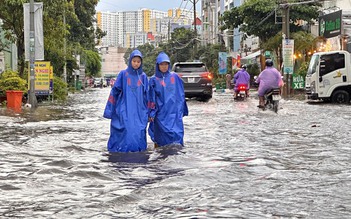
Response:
104,152,150,164
103,144,184,164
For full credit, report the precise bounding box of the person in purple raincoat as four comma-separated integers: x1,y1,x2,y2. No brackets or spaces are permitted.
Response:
232,64,250,98
255,59,283,108
103,49,149,152
148,52,188,148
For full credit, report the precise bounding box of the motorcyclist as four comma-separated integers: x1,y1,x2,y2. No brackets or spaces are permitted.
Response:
255,59,283,108
232,64,250,99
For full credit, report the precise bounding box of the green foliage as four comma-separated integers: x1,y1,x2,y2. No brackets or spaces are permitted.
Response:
123,28,200,76
52,76,68,101
296,61,309,78
82,49,101,77
221,0,321,44
163,27,197,62
0,0,100,80
68,0,100,50
292,31,317,58
123,44,162,76
261,32,283,52
0,70,27,96
0,0,27,77
247,63,260,77
198,43,226,79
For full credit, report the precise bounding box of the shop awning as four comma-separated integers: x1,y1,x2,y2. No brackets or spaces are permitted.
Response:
241,51,261,64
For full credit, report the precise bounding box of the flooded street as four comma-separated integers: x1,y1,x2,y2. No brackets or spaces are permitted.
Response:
0,88,350,218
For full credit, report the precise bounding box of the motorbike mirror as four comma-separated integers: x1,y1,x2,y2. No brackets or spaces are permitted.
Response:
254,76,258,80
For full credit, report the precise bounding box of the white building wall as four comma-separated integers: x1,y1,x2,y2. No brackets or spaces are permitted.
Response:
97,8,193,47
100,47,128,77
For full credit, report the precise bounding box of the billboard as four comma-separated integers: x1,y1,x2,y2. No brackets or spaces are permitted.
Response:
28,61,51,94
283,39,294,75
319,10,342,38
23,2,44,61
218,52,227,75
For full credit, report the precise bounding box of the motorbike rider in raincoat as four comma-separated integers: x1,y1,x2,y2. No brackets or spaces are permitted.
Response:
148,52,188,147
103,49,149,152
233,64,250,98
255,59,283,108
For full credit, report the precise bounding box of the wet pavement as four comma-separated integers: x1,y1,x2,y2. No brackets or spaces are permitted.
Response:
0,88,350,218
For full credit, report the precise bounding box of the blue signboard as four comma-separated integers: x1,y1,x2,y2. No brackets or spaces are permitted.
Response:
218,52,227,75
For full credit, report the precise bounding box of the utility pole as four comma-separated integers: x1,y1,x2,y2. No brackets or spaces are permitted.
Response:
280,0,321,97
282,3,291,97
192,0,197,60
168,18,171,41
29,0,37,108
215,0,218,44
63,2,67,83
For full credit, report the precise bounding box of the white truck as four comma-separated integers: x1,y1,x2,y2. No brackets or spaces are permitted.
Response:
305,50,351,103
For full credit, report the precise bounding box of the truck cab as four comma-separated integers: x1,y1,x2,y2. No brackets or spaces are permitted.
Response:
305,50,351,103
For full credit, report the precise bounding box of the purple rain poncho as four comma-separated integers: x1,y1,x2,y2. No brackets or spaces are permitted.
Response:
233,69,250,91
256,66,283,96
103,50,149,152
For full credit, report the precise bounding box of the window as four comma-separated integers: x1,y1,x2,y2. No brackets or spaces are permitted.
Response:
174,63,207,73
320,53,345,76
307,54,319,75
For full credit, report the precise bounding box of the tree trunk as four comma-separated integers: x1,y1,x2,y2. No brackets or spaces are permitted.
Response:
17,37,25,79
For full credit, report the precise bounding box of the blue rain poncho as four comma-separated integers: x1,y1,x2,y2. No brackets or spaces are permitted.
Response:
103,50,149,152
148,52,188,147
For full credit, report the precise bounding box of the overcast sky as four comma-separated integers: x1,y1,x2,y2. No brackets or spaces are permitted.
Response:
95,0,201,12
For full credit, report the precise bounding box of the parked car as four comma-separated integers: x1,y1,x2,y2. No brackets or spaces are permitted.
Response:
172,61,213,101
93,78,101,88
93,78,107,88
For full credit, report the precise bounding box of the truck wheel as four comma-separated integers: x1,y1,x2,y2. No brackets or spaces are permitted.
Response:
332,90,350,104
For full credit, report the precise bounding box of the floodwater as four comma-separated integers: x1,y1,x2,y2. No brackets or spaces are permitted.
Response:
0,88,350,218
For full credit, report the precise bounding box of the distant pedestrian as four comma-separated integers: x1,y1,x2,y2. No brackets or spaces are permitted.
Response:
148,52,188,148
103,49,149,152
226,73,232,89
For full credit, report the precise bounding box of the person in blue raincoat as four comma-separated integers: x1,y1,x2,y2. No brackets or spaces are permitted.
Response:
148,52,188,147
103,50,149,152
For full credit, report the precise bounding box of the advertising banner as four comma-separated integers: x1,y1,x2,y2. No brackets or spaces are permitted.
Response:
283,39,294,75
34,61,50,92
23,2,44,61
319,10,342,38
218,52,227,75
232,55,241,70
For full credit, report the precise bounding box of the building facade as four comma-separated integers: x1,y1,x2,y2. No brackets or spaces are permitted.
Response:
96,8,195,48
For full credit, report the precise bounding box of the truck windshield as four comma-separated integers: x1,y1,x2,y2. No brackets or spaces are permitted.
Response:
307,54,319,75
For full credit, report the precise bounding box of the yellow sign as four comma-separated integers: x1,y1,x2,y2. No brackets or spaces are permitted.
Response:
34,61,50,91
50,66,53,79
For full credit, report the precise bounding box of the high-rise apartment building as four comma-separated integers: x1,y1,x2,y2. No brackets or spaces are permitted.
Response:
96,8,194,48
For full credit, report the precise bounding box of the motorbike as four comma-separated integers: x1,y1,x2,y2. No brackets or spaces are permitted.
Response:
263,88,281,113
234,84,248,101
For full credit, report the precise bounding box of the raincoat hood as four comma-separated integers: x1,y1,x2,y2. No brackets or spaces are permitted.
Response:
155,52,171,78
103,49,149,152
127,49,143,74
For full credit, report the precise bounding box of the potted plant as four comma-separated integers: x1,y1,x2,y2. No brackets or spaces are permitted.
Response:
0,70,27,109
